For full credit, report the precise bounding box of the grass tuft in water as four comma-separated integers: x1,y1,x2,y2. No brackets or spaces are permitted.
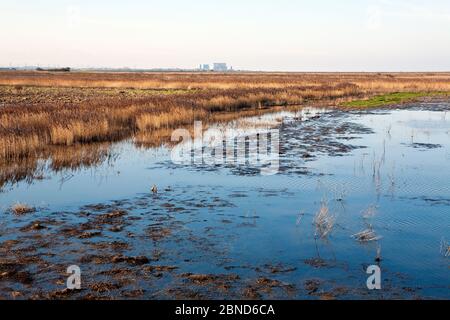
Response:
10,203,35,215
440,238,450,257
352,226,382,242
314,201,335,239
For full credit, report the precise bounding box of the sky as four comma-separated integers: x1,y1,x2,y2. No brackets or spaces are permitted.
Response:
1,0,450,71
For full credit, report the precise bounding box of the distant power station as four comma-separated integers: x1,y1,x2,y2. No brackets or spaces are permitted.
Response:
199,63,232,72
213,63,228,72
200,64,210,71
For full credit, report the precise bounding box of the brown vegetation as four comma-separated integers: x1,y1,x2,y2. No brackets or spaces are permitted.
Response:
10,203,35,215
2,71,450,91
1,70,450,171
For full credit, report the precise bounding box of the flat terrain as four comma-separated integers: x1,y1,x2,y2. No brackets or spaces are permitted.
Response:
1,71,449,300
1,71,450,162
1,104,449,299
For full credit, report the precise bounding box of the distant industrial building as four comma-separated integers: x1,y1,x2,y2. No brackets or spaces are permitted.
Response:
198,62,232,72
213,63,228,72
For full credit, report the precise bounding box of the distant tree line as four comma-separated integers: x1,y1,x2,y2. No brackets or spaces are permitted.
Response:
36,67,71,72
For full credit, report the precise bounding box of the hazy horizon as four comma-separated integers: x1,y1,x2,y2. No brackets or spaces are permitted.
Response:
2,0,450,72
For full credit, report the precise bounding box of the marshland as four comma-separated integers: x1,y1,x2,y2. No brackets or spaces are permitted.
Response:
0,71,449,299
2,71,450,161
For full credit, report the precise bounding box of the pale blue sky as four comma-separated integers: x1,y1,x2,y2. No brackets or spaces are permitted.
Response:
1,0,450,71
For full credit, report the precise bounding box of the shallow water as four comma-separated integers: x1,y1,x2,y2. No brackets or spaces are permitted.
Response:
0,103,449,299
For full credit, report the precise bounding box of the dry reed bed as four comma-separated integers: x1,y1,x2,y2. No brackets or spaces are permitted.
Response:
1,71,450,163
1,71,450,91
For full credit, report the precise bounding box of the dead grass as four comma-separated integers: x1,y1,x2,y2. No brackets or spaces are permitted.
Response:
440,238,450,257
1,71,450,162
352,226,382,242
2,71,450,91
314,200,335,239
10,203,35,215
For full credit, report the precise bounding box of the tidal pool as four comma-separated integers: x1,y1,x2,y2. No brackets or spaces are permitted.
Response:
0,103,449,299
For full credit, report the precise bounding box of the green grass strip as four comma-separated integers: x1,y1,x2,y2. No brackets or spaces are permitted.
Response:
343,92,450,108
